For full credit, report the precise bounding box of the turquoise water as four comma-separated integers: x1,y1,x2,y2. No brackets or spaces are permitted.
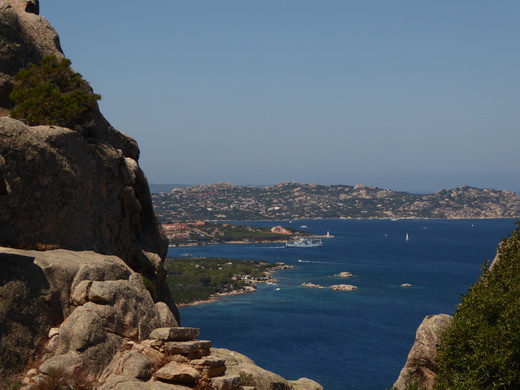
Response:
167,219,517,390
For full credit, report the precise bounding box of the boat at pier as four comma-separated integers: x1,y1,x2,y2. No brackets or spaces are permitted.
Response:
285,238,323,248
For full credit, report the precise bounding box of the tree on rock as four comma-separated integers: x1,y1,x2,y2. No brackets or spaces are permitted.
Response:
9,55,101,127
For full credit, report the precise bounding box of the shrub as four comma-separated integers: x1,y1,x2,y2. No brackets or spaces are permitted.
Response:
239,371,256,386
434,224,520,390
9,55,101,127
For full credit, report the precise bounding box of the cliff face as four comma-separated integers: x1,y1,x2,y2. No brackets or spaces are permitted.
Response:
0,118,170,301
392,314,453,390
0,0,169,298
0,0,172,382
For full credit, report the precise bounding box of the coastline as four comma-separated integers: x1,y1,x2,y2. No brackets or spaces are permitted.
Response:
169,235,332,248
176,263,291,307
177,286,257,307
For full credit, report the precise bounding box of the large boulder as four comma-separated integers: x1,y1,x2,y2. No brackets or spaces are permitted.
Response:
0,247,178,382
211,348,323,390
393,314,453,390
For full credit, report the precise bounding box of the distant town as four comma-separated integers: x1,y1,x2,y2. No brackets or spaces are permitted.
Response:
162,221,306,246
151,181,520,223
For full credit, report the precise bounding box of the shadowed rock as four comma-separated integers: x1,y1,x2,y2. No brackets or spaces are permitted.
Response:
393,314,453,390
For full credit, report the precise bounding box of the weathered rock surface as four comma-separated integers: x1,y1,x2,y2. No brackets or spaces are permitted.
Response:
212,348,324,390
150,327,201,342
0,117,167,280
393,314,453,390
1,0,166,277
0,247,177,381
335,271,353,278
330,284,357,291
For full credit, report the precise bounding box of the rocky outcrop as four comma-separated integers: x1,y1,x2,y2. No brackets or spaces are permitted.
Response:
0,0,176,382
393,314,453,390
0,118,167,284
0,0,168,294
0,247,178,381
301,282,357,291
211,349,323,390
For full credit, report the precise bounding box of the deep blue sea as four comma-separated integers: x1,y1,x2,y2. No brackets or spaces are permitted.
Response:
167,219,517,390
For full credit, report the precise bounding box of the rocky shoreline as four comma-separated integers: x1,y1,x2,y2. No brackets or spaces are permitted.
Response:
301,282,358,291
171,260,293,307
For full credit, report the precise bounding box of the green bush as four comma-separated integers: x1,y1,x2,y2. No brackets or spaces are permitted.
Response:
434,224,520,390
9,55,101,127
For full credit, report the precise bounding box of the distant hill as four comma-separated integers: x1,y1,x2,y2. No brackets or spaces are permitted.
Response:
149,182,266,193
151,181,520,222
148,183,191,193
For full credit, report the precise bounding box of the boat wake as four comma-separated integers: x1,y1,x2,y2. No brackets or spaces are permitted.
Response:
297,259,338,264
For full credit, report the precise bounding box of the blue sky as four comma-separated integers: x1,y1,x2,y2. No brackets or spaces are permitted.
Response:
42,1,519,193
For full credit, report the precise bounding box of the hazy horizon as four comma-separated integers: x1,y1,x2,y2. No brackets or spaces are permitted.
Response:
148,180,519,195
43,1,520,194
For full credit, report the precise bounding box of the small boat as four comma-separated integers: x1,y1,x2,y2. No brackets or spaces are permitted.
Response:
285,238,323,248
300,225,308,228
405,233,409,241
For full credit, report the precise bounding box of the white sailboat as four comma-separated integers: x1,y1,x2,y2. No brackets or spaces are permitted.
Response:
405,233,409,241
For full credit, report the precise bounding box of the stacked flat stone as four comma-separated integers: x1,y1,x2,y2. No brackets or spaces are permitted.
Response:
148,327,241,389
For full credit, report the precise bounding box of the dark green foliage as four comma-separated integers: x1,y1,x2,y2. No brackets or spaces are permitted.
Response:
9,55,101,127
434,225,520,390
142,276,156,299
165,257,275,304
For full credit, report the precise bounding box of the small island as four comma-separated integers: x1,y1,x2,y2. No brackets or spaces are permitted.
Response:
301,282,357,291
334,271,353,278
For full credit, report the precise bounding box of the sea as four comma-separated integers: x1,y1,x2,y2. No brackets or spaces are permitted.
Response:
167,219,517,390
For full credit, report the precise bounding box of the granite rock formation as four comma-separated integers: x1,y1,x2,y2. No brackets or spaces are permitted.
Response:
0,117,169,298
0,0,170,302
393,314,453,390
0,247,178,383
211,349,323,390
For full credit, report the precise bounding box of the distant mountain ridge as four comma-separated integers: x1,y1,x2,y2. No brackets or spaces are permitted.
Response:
151,181,520,221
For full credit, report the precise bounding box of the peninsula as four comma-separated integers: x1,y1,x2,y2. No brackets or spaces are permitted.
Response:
163,221,308,246
165,257,291,305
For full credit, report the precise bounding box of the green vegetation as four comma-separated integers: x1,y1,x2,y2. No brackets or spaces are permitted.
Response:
239,372,256,386
166,221,304,246
165,257,279,304
142,275,156,299
9,55,100,127
434,225,520,390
